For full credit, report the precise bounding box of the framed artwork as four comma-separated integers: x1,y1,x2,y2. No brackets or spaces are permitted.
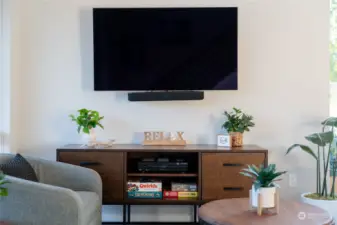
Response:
217,134,231,147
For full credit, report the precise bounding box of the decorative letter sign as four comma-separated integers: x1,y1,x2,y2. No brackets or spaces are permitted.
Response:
142,131,187,146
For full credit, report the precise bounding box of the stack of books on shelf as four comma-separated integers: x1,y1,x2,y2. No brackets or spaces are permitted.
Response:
127,180,198,200
127,181,162,199
163,182,198,200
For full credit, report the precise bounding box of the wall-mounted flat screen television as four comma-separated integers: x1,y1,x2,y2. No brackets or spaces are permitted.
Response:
93,7,238,91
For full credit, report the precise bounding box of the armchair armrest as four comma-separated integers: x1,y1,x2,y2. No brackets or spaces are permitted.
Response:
0,176,83,225
28,157,102,201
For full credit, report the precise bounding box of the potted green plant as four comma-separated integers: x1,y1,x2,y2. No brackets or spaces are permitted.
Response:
240,164,287,208
286,117,337,216
0,171,9,198
0,171,9,224
222,107,255,147
69,108,104,145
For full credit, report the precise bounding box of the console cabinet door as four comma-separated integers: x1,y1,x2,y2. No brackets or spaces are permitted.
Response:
58,152,124,203
202,153,265,200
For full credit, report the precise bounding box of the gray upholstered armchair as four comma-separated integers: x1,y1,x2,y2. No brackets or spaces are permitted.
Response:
0,154,102,225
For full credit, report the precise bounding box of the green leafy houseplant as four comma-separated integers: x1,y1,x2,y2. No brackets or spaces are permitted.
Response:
0,171,9,197
240,164,287,191
69,109,104,134
222,107,255,133
286,117,337,200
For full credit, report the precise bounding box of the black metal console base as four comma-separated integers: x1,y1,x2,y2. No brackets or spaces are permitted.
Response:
102,204,200,225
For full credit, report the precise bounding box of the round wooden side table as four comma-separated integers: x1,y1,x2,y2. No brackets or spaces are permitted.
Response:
199,198,334,225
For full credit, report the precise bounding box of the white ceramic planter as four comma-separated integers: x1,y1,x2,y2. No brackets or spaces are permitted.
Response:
301,193,337,219
81,128,96,146
251,186,276,208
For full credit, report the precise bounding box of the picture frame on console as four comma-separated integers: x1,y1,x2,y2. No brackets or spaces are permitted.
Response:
217,134,231,147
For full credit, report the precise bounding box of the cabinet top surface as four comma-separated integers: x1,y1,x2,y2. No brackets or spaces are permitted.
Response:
57,144,267,152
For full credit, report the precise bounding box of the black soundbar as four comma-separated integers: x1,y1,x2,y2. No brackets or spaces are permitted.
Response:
128,91,204,102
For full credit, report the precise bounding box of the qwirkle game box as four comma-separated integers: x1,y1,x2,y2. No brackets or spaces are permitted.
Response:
127,182,162,192
127,181,162,199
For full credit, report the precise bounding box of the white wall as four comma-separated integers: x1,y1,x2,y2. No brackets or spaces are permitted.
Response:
9,0,330,222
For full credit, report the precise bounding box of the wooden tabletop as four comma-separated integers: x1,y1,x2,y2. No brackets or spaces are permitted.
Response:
199,198,334,225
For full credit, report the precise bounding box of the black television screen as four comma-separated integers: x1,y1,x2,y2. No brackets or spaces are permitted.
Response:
93,7,238,91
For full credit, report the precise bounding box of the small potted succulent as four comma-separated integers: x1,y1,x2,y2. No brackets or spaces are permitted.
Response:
69,108,104,145
222,107,255,147
240,164,287,208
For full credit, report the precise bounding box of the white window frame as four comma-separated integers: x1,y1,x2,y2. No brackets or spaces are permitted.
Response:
0,0,10,153
331,83,337,116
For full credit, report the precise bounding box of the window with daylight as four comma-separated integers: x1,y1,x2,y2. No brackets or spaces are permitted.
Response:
331,0,337,116
0,0,10,153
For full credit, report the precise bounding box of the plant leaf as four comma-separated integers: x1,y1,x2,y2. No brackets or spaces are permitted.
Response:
239,172,256,179
82,127,89,134
322,117,337,128
97,123,104,129
286,144,318,160
69,115,77,121
0,187,8,197
266,164,276,173
272,183,281,188
77,126,81,133
272,179,283,182
305,131,334,147
249,165,261,174
253,181,261,191
241,168,258,177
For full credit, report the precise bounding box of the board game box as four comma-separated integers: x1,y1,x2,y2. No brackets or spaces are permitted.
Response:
171,182,197,192
127,181,162,192
128,191,162,199
163,191,198,200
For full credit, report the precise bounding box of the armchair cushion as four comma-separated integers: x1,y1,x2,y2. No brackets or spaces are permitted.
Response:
76,191,101,225
0,154,38,182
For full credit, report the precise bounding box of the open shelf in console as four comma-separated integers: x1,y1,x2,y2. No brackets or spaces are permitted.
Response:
126,151,200,201
127,151,199,174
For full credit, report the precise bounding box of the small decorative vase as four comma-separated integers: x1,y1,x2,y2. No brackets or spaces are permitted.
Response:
230,132,243,147
81,128,97,146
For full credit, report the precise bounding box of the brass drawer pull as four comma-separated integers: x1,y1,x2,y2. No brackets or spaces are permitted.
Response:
80,162,101,166
223,187,243,191
223,163,244,167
